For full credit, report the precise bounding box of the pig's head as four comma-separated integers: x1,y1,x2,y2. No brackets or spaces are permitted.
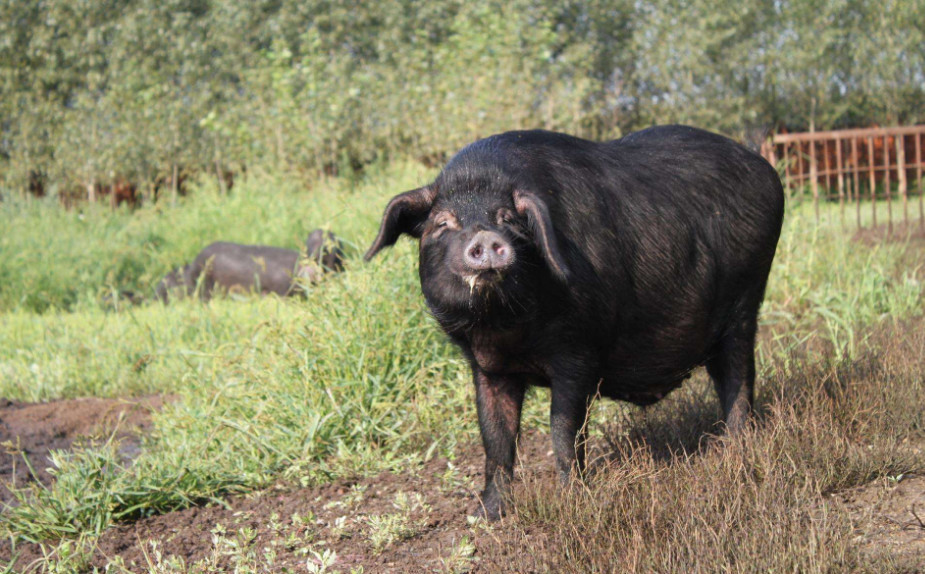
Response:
365,173,570,326
305,229,346,273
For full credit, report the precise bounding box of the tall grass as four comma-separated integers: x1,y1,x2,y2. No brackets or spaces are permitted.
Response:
0,165,480,545
0,162,423,313
507,319,925,573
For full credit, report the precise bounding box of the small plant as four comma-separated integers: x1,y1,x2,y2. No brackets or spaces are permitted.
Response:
439,461,474,493
363,492,431,553
342,484,368,507
306,548,338,573
329,515,352,540
439,536,477,574
324,483,367,511
267,512,284,533
36,537,95,574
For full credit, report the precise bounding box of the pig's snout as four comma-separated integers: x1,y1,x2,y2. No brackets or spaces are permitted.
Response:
464,230,513,272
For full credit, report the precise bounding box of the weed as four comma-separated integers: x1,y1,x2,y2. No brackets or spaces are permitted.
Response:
363,492,431,552
439,536,477,574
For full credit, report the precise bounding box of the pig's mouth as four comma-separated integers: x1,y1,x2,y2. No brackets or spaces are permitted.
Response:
462,270,504,295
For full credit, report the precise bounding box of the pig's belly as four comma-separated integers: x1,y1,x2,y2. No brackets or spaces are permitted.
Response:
597,348,709,406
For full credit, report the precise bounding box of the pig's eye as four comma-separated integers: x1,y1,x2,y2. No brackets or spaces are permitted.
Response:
496,209,516,225
432,213,458,232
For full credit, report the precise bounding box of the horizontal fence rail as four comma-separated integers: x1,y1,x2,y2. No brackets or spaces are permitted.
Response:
760,125,925,233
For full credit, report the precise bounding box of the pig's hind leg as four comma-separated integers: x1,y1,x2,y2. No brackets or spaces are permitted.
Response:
705,314,758,434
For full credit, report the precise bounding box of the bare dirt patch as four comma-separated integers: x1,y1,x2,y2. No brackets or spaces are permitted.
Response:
0,396,165,505
83,430,558,573
852,220,925,246
2,418,924,572
840,473,925,570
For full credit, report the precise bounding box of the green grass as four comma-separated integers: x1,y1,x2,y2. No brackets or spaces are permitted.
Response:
1,169,924,570
0,163,419,314
1,163,482,540
760,197,923,361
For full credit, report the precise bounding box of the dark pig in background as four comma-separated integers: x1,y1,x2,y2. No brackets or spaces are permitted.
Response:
187,242,306,301
366,125,785,519
156,229,345,303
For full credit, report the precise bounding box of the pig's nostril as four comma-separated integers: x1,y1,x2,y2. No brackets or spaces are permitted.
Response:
465,232,512,271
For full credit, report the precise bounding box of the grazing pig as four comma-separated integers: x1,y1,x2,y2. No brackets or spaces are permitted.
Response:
188,242,305,300
156,229,345,303
365,126,785,519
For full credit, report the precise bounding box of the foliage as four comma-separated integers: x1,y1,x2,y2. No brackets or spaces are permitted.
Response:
1,0,923,196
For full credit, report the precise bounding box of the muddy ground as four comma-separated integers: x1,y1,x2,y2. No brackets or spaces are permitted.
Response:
1,396,924,572
0,396,166,506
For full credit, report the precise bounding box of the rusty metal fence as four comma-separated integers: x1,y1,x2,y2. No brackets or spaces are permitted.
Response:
760,125,925,232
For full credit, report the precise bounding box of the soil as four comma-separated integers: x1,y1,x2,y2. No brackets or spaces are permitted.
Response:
839,474,925,569
852,219,925,246
0,396,166,506
1,396,924,572
83,432,559,573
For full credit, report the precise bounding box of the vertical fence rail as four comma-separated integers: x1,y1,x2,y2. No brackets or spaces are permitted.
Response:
762,126,925,233
835,138,844,224
897,135,907,225
852,138,860,228
918,134,924,228
884,135,893,235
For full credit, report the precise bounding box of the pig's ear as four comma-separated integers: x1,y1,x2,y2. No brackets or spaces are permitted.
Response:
513,190,570,283
364,187,436,261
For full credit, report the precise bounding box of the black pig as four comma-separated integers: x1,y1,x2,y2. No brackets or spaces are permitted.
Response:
188,242,308,300
365,126,785,519
156,229,345,303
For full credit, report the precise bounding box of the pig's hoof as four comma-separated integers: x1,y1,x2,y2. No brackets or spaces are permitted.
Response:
474,503,502,521
475,491,507,521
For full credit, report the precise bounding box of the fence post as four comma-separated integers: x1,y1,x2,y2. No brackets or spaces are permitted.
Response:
917,133,923,229
896,135,907,227
835,138,845,226
852,137,861,229
867,137,877,228
810,141,819,221
783,144,792,201
883,136,893,236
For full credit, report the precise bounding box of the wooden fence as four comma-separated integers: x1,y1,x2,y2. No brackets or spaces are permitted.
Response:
760,125,925,232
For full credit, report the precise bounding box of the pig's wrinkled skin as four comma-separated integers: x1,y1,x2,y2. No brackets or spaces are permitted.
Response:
156,229,345,303
366,125,785,520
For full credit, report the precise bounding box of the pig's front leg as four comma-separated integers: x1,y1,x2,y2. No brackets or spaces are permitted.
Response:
472,366,526,520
